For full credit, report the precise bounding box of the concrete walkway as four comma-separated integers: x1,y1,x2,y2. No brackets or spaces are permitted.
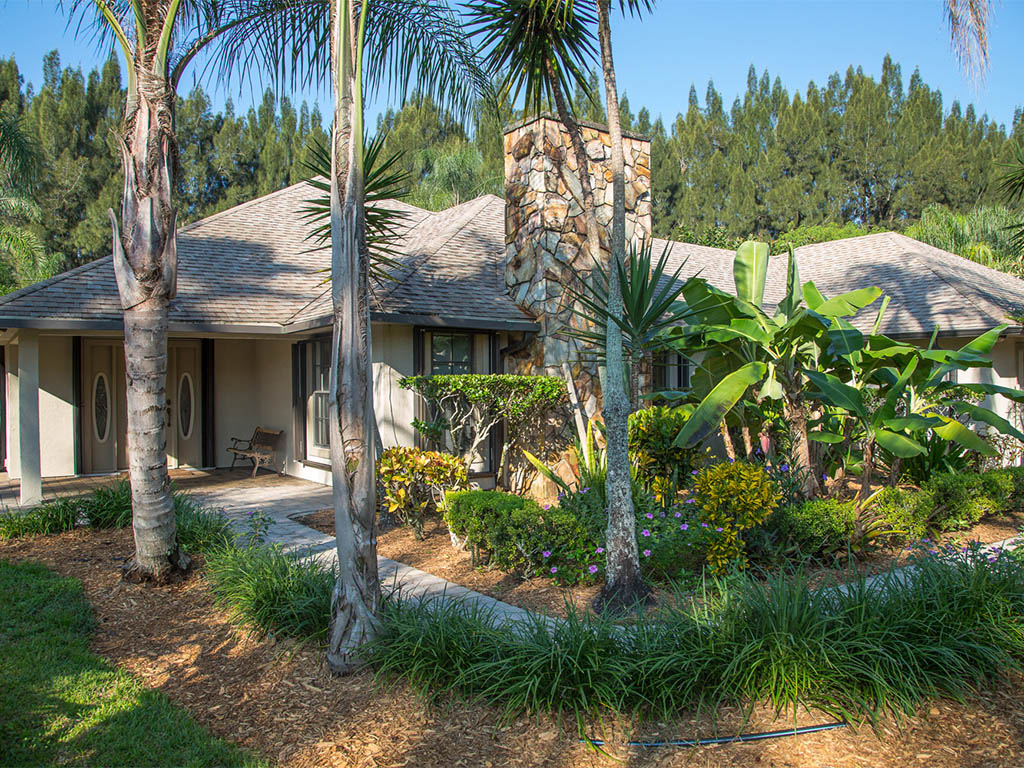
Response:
188,474,544,627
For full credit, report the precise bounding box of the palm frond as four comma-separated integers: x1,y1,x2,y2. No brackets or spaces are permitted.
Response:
464,0,598,116
999,140,1024,207
563,239,687,362
945,0,992,80
300,132,411,281
0,114,41,191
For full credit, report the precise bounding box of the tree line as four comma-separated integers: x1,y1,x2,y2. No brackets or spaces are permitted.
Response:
1,50,1021,292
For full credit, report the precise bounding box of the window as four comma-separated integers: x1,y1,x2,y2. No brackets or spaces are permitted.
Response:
653,352,691,392
311,338,331,448
178,373,194,440
430,333,472,375
93,373,110,442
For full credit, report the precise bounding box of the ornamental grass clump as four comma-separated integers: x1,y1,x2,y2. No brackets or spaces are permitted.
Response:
693,461,780,573
369,545,1024,733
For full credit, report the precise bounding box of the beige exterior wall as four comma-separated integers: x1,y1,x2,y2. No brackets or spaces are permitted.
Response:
5,334,77,479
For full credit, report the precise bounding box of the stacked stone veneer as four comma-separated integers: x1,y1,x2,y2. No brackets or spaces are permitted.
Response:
503,116,651,416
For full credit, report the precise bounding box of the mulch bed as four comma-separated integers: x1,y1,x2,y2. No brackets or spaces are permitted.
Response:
296,508,1024,619
4,528,1024,766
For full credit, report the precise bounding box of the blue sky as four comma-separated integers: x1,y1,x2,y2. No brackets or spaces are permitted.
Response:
1,0,1021,129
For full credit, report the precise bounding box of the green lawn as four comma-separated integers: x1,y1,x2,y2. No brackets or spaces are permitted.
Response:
0,559,265,768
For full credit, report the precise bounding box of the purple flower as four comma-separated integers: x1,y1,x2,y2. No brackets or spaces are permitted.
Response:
595,546,605,554
542,550,551,558
716,527,724,532
582,487,590,493
550,566,558,574
643,549,651,557
922,538,930,544
728,458,735,463
645,512,654,519
544,504,551,510
642,529,651,537
680,523,689,531
780,464,789,473
701,522,709,528
691,470,699,475
674,511,682,518
588,564,599,575
685,498,696,504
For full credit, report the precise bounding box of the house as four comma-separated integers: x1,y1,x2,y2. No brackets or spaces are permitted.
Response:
2,115,1023,504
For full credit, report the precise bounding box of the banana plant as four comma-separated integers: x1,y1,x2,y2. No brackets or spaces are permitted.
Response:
664,241,882,499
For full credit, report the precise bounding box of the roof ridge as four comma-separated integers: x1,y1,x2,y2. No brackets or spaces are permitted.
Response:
377,196,494,305
900,245,1000,329
177,180,317,235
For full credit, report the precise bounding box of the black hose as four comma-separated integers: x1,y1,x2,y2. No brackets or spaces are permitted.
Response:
582,720,847,748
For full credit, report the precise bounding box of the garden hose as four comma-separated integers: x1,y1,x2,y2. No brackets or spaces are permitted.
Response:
582,720,847,748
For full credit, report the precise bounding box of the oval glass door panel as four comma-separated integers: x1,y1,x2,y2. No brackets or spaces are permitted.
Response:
179,373,194,440
93,373,110,442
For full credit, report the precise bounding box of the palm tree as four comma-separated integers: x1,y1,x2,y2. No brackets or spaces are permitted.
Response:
467,0,652,611
66,0,354,582
247,0,481,671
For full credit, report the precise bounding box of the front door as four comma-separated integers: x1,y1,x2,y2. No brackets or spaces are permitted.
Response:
82,339,203,473
167,340,202,469
82,339,128,473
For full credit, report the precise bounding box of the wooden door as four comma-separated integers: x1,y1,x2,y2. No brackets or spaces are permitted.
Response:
168,341,202,469
82,340,127,473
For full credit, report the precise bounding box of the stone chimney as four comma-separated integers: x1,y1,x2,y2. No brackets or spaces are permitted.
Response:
503,115,651,416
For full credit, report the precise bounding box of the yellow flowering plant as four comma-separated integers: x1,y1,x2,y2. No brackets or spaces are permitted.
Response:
693,461,780,574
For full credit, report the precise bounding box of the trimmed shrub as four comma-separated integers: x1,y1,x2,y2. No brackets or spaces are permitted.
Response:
628,406,701,502
445,490,599,581
693,461,780,573
923,471,1013,531
377,447,468,538
771,498,857,553
872,486,932,542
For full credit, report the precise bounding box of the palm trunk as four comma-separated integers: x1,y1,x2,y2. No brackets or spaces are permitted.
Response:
110,68,186,583
595,0,646,612
326,0,380,675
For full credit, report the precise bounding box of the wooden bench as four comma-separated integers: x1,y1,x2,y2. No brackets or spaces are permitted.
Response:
228,428,284,477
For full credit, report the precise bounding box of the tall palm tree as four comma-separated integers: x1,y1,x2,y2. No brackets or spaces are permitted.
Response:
66,0,317,582
467,0,650,611
248,0,482,671
590,0,655,612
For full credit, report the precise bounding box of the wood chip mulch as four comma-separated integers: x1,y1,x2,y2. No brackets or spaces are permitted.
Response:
5,529,1024,767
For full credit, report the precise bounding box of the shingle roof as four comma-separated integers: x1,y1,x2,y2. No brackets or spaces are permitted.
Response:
658,232,1024,338
0,184,535,333
1,182,1022,339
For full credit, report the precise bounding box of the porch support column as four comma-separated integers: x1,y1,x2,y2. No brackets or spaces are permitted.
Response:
18,330,41,506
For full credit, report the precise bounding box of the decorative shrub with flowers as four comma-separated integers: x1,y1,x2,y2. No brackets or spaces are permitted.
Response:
634,494,709,581
693,461,780,574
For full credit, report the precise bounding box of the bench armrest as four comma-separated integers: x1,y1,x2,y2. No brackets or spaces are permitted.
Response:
229,437,252,449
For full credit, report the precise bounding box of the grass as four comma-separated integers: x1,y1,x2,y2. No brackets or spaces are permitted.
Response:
0,559,265,768
366,545,1024,733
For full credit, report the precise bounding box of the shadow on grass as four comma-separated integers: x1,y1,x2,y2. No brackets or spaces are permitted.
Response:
0,559,264,768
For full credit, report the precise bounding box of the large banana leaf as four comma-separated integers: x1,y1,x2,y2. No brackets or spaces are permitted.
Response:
804,283,882,318
874,428,926,458
946,401,1024,442
827,317,865,357
774,245,802,322
876,356,918,424
934,381,1024,404
674,361,767,447
733,240,770,308
933,416,998,456
804,369,868,421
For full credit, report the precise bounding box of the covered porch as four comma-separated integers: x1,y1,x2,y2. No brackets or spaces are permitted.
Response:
0,467,333,519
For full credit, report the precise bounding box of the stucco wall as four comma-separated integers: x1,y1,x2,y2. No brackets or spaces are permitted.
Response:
5,335,76,479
